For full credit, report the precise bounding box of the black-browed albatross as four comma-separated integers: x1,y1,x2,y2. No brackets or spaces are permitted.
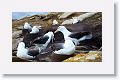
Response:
22,22,32,36
17,42,39,60
23,26,44,47
55,26,92,45
32,31,54,53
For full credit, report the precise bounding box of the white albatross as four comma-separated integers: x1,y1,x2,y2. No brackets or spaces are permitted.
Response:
23,26,44,47
22,22,32,36
32,32,54,53
24,22,32,30
17,42,39,60
55,26,92,45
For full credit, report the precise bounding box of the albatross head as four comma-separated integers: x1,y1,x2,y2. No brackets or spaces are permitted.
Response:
55,26,70,33
55,26,71,37
30,26,39,33
45,32,54,43
24,22,32,29
45,31,54,38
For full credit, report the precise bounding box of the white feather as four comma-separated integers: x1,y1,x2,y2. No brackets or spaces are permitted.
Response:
36,32,54,53
54,40,75,55
55,26,79,45
17,42,34,59
30,26,39,33
24,22,32,29
55,26,92,45
55,26,71,37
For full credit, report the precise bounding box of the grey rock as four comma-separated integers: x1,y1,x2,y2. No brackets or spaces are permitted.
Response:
59,12,74,19
61,12,97,25
73,12,97,21
12,30,22,39
61,19,73,25
12,38,23,51
12,56,32,62
15,26,23,30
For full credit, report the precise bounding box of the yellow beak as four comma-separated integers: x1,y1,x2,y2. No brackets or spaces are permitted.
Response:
54,30,58,33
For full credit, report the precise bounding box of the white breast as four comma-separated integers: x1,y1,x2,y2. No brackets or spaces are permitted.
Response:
17,48,34,59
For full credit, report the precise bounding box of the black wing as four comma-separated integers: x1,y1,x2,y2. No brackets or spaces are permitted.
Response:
33,36,49,44
23,33,39,47
38,29,45,36
52,43,64,51
22,29,31,36
54,31,65,43
69,32,91,39
79,36,102,49
28,50,39,56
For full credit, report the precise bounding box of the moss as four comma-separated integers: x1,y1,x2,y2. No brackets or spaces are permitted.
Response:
63,51,102,62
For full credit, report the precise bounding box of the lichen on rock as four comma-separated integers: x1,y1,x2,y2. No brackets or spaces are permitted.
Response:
63,51,102,62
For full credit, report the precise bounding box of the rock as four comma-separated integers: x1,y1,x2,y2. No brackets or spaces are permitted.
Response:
47,19,53,26
63,51,102,62
12,38,23,51
12,56,32,62
30,16,35,20
61,12,97,25
12,30,22,39
59,12,74,19
82,12,102,27
42,13,60,21
85,51,102,61
36,53,74,62
52,20,59,25
15,26,23,30
61,19,73,25
74,50,89,54
12,51,17,56
75,46,90,50
73,12,97,21
63,53,87,62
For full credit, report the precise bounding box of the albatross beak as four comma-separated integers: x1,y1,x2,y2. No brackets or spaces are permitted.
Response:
54,30,58,33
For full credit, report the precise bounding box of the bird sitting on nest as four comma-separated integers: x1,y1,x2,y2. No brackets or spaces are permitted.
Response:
17,42,39,60
53,39,75,55
32,32,54,53
35,39,75,62
22,22,32,36
23,26,45,47
55,26,92,46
